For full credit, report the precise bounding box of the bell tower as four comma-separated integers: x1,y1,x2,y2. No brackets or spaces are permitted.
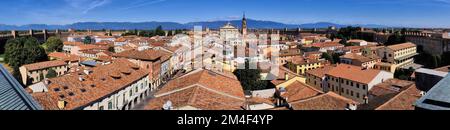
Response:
242,12,248,36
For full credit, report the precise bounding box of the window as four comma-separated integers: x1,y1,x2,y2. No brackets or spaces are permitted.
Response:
356,93,360,98
135,86,138,93
351,91,354,96
122,93,126,104
108,101,113,110
129,90,133,97
341,88,344,93
99,106,104,110
346,80,349,85
357,84,360,89
346,89,349,95
363,85,366,90
350,82,353,86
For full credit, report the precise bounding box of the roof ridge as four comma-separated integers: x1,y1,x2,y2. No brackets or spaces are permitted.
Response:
197,84,245,101
375,85,416,110
186,86,202,106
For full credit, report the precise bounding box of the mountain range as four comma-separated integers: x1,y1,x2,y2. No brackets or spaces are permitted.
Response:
0,19,388,30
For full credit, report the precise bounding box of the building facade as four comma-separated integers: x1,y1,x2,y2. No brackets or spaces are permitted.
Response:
379,42,418,69
325,64,394,103
19,60,68,86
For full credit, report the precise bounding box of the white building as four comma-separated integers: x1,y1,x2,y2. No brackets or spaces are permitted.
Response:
30,59,152,110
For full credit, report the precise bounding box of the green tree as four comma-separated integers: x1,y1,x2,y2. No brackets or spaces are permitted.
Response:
233,60,270,91
43,36,63,52
4,37,48,83
155,25,166,36
83,36,93,44
332,53,343,64
395,67,415,80
385,33,406,46
175,29,183,35
322,52,334,64
108,46,115,53
46,69,57,78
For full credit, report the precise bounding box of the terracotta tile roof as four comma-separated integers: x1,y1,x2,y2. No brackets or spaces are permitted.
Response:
306,65,334,78
266,65,300,82
96,56,113,62
343,46,363,51
248,97,275,105
144,69,245,110
340,53,380,63
305,42,344,48
22,60,67,71
290,56,322,65
77,45,109,51
387,42,416,51
358,79,415,110
268,107,290,110
326,64,382,84
369,79,414,97
348,39,366,43
281,81,323,102
115,37,128,42
376,84,421,110
290,92,358,110
145,86,245,110
113,49,172,61
95,41,114,47
48,52,82,62
150,40,168,47
63,41,83,46
31,59,148,110
155,69,244,98
162,45,182,53
279,48,302,57
434,65,450,72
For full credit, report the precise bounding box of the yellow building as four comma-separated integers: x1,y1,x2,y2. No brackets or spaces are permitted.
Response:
373,62,396,73
379,42,418,69
286,56,325,75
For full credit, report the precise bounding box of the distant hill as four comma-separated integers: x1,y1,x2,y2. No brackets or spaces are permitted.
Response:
0,19,388,30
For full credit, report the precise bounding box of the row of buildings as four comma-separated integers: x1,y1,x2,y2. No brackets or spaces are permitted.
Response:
2,14,449,110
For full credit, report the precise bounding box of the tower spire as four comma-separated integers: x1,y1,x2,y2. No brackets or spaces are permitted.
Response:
242,12,248,36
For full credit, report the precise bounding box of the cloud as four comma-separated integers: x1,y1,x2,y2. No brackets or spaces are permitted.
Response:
64,0,111,14
121,0,167,10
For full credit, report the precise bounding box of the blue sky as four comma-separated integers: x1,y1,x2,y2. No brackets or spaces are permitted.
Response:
0,0,450,28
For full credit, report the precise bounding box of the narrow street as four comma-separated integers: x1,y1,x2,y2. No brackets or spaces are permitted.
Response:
132,69,186,110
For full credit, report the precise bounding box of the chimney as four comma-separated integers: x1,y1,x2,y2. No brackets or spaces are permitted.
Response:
364,96,369,104
244,95,252,110
285,72,289,81
58,100,67,110
347,103,357,110
84,69,92,75
79,76,85,81
44,79,51,85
